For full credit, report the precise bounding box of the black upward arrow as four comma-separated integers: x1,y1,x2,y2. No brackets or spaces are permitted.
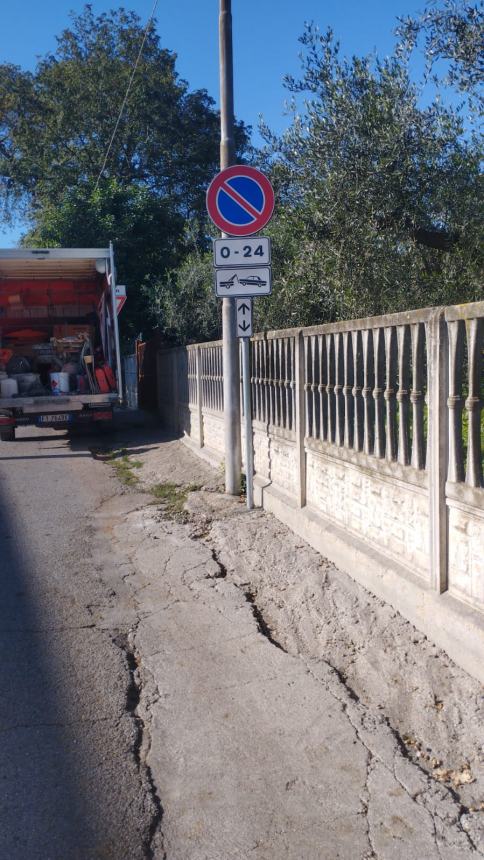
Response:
239,320,251,332
239,302,251,315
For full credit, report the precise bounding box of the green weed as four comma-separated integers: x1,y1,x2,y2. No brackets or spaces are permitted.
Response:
149,482,201,518
105,449,143,486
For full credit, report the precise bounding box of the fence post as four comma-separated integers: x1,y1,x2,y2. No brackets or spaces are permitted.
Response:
196,346,204,448
295,330,307,508
172,349,179,434
427,309,449,593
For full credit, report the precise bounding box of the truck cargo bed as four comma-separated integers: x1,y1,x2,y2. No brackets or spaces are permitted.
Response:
0,393,118,410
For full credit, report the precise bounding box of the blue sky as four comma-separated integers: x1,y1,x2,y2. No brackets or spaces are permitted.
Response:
1,0,424,244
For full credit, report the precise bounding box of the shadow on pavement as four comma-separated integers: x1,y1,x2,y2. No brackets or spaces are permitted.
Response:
0,481,98,858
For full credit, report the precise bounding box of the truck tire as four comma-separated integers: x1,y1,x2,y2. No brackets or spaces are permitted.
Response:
0,427,15,441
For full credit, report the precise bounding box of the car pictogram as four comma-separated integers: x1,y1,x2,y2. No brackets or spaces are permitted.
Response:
238,275,267,287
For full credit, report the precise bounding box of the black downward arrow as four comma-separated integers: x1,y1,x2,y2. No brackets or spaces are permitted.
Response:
239,302,251,315
239,320,251,332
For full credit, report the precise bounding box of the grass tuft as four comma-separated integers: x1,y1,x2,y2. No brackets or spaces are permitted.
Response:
105,449,143,486
149,482,201,518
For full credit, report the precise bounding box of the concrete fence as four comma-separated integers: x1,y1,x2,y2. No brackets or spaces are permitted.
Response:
156,301,484,681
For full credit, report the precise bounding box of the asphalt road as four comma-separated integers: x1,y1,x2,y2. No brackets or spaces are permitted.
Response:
0,425,153,860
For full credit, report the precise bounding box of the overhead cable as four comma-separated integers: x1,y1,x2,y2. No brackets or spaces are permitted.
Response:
94,0,160,190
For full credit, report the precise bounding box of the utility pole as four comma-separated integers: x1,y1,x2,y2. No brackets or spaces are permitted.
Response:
219,0,242,494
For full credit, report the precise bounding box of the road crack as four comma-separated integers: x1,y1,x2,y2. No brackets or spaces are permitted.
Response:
112,629,166,860
243,589,288,652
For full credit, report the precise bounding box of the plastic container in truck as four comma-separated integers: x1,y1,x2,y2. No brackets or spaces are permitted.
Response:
0,246,124,441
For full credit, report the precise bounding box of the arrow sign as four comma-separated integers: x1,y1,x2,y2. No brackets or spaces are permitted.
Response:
236,298,253,338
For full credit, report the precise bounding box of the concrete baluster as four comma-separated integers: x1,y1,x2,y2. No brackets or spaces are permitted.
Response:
304,335,312,438
465,318,483,487
318,335,327,442
384,327,397,462
351,329,363,452
372,328,385,459
410,323,425,470
447,320,465,484
397,325,411,466
334,332,344,447
362,329,374,455
342,331,354,450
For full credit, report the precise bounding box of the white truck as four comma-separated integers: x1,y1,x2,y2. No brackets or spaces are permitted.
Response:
0,246,124,440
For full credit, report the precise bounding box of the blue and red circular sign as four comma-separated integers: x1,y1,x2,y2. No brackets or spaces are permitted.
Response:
206,165,275,236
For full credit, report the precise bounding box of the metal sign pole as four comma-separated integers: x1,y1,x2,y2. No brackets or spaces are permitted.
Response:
241,336,254,510
109,241,124,404
219,0,241,495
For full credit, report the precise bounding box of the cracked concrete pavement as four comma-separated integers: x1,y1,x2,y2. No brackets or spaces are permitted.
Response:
94,425,483,859
0,425,160,859
2,418,482,859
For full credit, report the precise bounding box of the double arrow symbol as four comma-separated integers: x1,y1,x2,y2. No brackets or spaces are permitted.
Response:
236,298,253,337
238,301,251,331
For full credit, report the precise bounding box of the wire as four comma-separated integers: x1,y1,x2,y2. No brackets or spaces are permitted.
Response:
94,0,160,190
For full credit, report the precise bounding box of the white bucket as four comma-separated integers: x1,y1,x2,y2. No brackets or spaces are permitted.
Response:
50,372,70,394
10,373,38,393
1,378,18,398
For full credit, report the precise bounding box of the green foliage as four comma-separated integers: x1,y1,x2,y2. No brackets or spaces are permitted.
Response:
0,5,248,219
26,179,185,340
0,3,481,345
149,246,220,344
256,23,482,330
396,0,484,106
0,5,249,339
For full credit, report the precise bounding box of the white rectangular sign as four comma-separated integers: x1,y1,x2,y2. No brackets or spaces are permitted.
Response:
236,299,253,338
215,266,271,298
115,284,127,315
213,237,271,268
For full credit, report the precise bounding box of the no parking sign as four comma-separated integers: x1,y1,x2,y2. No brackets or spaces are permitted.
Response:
206,165,274,236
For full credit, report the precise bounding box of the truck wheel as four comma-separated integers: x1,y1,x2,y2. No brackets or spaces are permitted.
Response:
0,427,15,441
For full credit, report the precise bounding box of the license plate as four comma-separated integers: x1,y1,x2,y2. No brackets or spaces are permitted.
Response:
37,413,72,424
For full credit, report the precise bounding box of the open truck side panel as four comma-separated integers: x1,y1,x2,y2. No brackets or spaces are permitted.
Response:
0,247,123,439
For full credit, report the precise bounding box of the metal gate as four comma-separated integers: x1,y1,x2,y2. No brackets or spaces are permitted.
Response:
123,353,138,409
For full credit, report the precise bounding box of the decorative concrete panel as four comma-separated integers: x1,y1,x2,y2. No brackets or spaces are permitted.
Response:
267,435,299,497
306,449,430,580
250,425,271,479
201,410,225,457
448,502,484,610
